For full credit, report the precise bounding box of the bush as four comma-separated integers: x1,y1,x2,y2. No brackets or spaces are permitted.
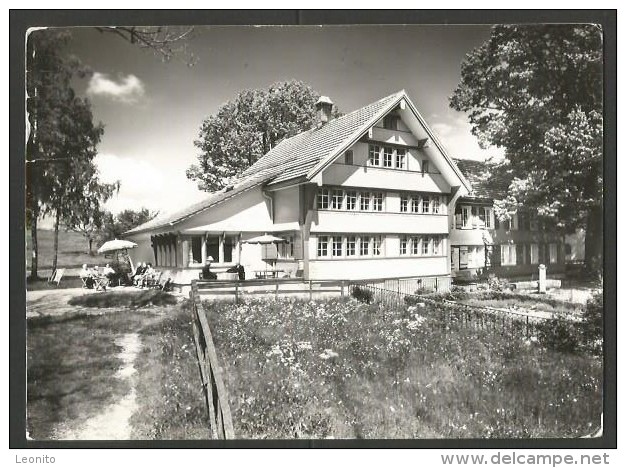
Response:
581,291,603,353
488,276,511,292
351,285,373,304
536,316,583,353
414,286,434,295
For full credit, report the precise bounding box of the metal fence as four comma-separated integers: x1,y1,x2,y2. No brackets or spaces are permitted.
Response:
189,281,235,439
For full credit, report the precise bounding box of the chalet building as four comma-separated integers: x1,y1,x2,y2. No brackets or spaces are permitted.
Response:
124,90,471,284
124,90,566,287
450,159,567,280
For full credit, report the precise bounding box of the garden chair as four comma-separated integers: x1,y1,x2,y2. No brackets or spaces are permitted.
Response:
94,276,110,291
145,271,162,289
47,269,65,287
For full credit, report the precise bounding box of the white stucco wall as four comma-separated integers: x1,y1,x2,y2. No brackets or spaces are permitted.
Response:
312,211,448,234
273,185,300,224
308,257,449,280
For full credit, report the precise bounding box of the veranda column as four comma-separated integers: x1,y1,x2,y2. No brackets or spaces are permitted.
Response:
201,234,207,264
219,233,225,263
236,233,242,264
181,239,189,268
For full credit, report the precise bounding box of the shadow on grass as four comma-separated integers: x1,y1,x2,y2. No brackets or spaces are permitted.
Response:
68,290,178,309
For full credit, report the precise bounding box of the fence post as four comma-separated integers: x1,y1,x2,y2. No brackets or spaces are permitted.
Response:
526,316,530,339
341,281,345,297
309,280,313,301
235,281,239,304
435,277,439,292
275,282,279,300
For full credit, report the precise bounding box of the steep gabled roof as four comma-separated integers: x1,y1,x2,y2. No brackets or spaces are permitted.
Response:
453,158,509,200
242,90,406,185
125,90,469,236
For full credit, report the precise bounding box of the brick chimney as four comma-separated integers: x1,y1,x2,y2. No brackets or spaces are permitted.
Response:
315,96,333,125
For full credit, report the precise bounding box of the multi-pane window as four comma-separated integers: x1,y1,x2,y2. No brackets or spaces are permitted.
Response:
501,244,517,266
411,236,420,255
432,237,441,255
432,197,440,214
549,243,558,264
317,236,329,257
400,195,409,212
484,207,492,228
422,237,430,255
411,196,420,213
317,188,330,209
530,244,539,264
346,190,358,210
360,237,370,256
383,115,398,130
368,145,380,166
372,192,384,211
344,150,353,165
331,189,344,210
396,149,406,169
400,236,409,255
332,236,343,257
383,147,393,167
346,236,356,257
360,192,370,211
422,195,430,213
372,236,382,256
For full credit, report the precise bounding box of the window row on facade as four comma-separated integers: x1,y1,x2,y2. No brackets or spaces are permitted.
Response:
454,205,543,231
316,234,446,259
317,187,447,214
499,243,559,266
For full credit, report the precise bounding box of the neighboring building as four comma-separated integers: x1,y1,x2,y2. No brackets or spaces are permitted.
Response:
124,90,472,285
450,158,567,280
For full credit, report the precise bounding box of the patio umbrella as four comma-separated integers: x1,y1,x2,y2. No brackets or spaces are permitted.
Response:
242,234,287,244
97,239,138,253
97,239,138,273
242,234,286,275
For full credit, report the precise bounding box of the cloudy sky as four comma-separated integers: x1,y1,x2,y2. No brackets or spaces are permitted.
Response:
57,25,503,220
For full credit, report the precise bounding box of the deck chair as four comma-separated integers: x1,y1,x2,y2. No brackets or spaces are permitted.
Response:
80,276,90,288
48,269,65,287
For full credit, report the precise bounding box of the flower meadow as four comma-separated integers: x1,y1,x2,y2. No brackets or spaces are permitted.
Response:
205,298,602,439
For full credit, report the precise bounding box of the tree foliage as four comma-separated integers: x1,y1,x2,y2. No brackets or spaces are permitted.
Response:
450,25,603,234
98,208,159,242
26,29,117,276
187,80,336,192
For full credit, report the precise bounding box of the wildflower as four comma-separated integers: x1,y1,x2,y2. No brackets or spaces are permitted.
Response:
319,349,339,360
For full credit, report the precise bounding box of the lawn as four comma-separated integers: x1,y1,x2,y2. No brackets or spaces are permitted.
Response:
26,229,106,271
206,297,602,439
27,291,210,440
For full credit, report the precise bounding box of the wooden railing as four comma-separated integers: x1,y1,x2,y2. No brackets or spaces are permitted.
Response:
189,280,235,439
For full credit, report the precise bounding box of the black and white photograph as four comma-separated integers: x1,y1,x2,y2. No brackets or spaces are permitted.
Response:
12,10,615,449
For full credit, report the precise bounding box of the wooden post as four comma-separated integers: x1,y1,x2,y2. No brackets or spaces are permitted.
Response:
435,277,439,292
341,281,345,297
309,280,313,301
201,235,207,265
235,281,239,304
275,282,279,300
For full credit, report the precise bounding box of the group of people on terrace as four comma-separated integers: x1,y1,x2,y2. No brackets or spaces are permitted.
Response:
80,261,161,290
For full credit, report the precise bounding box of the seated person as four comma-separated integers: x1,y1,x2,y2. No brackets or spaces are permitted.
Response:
140,263,156,288
102,263,116,279
79,264,95,288
132,262,146,285
201,257,217,280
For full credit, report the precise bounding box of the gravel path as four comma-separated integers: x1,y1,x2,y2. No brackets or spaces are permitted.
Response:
53,333,141,440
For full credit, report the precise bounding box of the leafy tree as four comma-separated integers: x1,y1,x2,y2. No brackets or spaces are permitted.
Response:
187,80,338,192
450,24,603,273
98,208,158,242
26,29,118,277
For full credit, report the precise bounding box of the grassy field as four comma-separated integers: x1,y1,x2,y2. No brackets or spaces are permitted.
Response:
26,229,106,271
206,297,602,439
27,292,210,440
452,291,584,316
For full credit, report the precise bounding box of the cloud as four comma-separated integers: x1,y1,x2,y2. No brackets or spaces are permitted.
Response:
94,153,206,216
86,72,146,104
